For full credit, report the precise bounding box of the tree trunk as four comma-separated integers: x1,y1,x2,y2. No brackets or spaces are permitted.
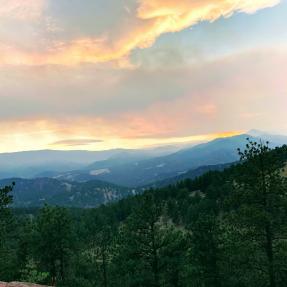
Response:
259,154,276,287
60,252,65,282
265,223,276,287
151,223,159,287
51,262,56,286
102,249,108,287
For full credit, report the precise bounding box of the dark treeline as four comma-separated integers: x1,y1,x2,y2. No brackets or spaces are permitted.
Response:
0,140,287,287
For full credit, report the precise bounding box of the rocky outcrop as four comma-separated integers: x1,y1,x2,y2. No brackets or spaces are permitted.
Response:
0,283,51,287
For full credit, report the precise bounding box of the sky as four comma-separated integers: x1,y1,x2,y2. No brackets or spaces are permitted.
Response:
0,0,286,152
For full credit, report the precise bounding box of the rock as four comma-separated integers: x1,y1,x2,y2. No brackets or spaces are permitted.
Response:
0,283,51,287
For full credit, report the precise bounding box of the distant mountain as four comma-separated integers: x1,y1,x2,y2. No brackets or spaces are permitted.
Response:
86,145,181,170
0,177,134,208
248,129,287,146
0,149,124,179
0,146,179,180
54,133,287,187
53,134,251,187
2,131,286,189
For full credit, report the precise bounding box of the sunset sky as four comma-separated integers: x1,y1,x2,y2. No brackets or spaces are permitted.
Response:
0,0,286,152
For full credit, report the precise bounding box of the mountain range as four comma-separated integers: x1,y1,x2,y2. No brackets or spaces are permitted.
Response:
0,145,180,179
53,131,287,187
0,130,286,207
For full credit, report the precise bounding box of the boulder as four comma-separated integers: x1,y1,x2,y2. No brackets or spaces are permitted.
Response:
0,283,51,287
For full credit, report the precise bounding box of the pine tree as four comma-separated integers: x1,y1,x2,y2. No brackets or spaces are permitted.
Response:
225,140,287,287
35,205,74,286
0,183,16,281
0,183,14,244
112,193,187,287
187,199,223,287
85,212,114,287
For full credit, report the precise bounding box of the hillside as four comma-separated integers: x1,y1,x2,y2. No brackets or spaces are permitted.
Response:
0,178,133,208
148,163,232,188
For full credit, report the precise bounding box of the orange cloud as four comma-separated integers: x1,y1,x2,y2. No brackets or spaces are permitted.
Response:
0,0,280,66
138,0,280,19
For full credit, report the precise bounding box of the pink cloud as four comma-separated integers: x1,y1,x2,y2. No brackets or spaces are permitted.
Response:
0,0,281,66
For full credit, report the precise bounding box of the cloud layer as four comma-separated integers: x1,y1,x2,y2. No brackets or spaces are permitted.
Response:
0,0,44,20
0,47,286,152
0,0,280,66
0,0,285,152
51,139,103,147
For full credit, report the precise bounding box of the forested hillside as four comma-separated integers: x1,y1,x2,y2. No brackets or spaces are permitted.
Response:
0,178,133,208
0,140,287,287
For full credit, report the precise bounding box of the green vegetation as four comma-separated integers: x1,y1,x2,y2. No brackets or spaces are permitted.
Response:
0,141,287,287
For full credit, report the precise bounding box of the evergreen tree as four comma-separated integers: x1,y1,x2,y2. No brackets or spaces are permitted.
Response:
189,215,222,287
112,193,187,287
0,183,14,244
225,140,287,287
0,183,17,281
35,205,74,286
84,212,115,287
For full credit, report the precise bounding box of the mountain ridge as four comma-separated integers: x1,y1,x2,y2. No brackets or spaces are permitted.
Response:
54,133,279,187
1,131,286,208
0,177,133,208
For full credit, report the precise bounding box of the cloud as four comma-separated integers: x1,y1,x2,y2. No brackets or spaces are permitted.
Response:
50,138,103,147
0,0,45,21
0,1,285,153
0,0,280,66
137,0,280,19
0,117,242,152
0,48,286,152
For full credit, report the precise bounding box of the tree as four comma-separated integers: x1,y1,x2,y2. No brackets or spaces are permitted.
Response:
188,215,222,287
35,205,74,286
111,193,187,287
0,183,17,281
20,258,49,284
83,212,115,287
187,189,224,287
0,183,14,244
225,140,287,287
